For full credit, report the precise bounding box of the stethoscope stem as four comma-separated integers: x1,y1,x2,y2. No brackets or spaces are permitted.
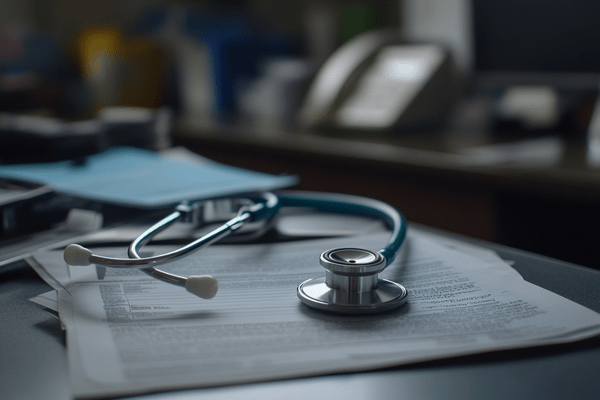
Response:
86,210,251,269
128,211,250,266
127,210,250,287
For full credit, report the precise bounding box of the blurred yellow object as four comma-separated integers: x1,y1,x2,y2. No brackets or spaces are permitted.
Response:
118,37,165,108
77,28,122,80
76,28,165,112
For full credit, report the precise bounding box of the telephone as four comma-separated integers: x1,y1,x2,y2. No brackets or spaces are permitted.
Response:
298,29,457,132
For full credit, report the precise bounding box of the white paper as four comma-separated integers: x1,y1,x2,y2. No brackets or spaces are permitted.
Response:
37,232,600,398
28,290,61,323
29,292,60,323
29,290,58,311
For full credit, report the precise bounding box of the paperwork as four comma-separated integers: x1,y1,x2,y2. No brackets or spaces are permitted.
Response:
0,146,297,208
28,222,600,399
0,146,297,269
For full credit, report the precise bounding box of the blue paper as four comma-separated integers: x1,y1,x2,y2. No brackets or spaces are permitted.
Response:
0,147,298,208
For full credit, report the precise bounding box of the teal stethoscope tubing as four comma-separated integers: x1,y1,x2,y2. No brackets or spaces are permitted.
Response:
126,191,406,271
275,191,406,266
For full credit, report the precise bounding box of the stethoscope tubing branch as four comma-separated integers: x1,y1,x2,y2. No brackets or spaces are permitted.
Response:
129,212,251,286
121,193,280,287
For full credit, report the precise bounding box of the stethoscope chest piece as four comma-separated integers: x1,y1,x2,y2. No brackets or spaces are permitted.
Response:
297,248,408,314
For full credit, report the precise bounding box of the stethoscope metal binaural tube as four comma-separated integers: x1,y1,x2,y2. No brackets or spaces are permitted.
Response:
64,193,280,298
63,191,408,314
127,204,252,288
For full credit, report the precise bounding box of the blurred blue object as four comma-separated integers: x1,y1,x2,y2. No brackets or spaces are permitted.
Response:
0,26,61,90
184,11,292,116
0,24,86,116
132,7,295,117
0,146,298,209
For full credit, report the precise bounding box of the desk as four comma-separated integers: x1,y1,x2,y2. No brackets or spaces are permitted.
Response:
173,117,600,269
2,225,599,400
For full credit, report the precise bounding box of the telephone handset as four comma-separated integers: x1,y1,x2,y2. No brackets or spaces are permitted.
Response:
298,29,456,132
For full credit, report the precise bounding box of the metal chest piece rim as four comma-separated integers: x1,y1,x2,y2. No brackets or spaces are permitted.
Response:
297,247,408,314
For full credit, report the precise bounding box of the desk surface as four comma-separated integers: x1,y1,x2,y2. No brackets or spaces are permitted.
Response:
2,226,600,400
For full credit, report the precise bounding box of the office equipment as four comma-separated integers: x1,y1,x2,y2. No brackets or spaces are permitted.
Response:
0,113,103,163
0,179,54,236
298,29,456,131
403,0,600,89
472,1,600,131
23,220,600,399
472,0,600,90
0,107,171,164
64,191,408,314
403,0,600,132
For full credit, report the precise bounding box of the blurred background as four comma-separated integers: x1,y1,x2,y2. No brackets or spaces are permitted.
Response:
1,0,600,269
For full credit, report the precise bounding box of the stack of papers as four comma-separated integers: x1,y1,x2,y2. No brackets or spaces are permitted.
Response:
27,213,600,398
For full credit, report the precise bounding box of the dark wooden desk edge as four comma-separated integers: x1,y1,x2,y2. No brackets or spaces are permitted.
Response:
174,119,600,201
173,120,600,267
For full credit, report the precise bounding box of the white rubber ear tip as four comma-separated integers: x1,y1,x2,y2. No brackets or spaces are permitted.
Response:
64,244,93,266
185,276,219,299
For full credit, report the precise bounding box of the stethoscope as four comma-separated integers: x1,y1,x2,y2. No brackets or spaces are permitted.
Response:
63,191,408,314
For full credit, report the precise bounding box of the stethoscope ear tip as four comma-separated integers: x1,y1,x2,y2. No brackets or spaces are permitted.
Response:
64,244,93,266
185,275,219,299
